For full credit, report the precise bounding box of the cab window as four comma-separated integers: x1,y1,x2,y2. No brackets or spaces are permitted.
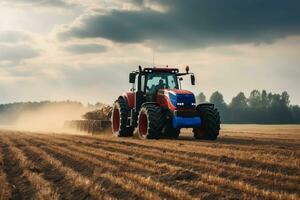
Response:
146,73,178,92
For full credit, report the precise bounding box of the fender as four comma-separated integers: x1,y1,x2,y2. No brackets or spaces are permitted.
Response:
196,103,214,110
122,92,135,109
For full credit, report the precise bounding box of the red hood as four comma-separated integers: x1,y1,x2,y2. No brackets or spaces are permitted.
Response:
165,89,194,95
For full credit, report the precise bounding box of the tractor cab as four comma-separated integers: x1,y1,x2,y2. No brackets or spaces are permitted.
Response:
112,66,220,140
129,66,195,105
145,71,178,101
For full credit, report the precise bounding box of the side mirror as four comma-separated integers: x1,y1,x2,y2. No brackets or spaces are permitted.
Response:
129,73,136,83
191,74,195,85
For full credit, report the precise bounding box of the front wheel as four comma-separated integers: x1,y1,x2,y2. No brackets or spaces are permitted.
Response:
193,104,220,140
138,104,163,139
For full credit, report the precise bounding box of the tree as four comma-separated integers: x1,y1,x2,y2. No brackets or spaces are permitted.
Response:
291,105,300,123
280,91,290,107
210,91,226,107
229,92,248,123
261,90,269,108
248,90,261,108
209,91,227,120
230,92,247,109
197,92,206,103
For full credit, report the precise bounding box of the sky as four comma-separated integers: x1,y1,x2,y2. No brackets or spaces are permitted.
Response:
0,0,299,105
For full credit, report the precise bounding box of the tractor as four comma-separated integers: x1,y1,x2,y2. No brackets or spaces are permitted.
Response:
111,66,221,140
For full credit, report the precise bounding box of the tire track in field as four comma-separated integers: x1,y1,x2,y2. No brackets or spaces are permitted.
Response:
81,136,300,176
9,138,92,200
75,135,300,176
2,136,60,200
38,143,197,199
0,138,36,200
52,134,300,197
43,139,229,199
10,138,141,200
100,134,300,160
23,135,207,200
14,136,170,200
55,134,300,193
3,131,297,199
27,134,300,199
0,144,12,200
64,137,300,198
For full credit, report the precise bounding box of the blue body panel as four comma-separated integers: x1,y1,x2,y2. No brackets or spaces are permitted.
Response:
172,116,201,129
169,92,196,109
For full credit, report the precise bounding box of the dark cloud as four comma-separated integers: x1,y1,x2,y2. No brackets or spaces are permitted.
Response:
0,44,40,62
64,44,107,54
58,0,300,48
5,0,74,7
0,31,31,43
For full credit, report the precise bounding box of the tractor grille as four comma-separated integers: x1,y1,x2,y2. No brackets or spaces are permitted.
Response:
175,110,198,118
174,94,196,109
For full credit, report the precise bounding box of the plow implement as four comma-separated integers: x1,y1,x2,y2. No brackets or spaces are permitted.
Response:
64,106,112,134
64,120,111,134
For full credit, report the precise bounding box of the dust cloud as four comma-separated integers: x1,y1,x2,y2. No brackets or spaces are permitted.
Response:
10,104,89,133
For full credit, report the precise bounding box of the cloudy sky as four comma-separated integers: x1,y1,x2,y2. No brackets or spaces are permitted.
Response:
0,0,299,105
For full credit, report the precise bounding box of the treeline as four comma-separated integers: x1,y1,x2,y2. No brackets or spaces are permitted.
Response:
197,90,300,124
0,101,104,124
1,91,300,124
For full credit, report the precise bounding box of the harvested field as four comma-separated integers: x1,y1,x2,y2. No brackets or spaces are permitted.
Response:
0,125,299,200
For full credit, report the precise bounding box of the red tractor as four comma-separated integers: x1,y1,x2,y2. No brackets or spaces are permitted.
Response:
111,66,220,140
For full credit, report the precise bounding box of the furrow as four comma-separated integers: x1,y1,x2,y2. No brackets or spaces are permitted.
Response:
12,137,95,199
85,136,300,174
0,140,12,200
55,135,300,193
28,134,299,199
0,137,36,200
59,134,300,178
26,134,235,197
25,135,199,200
11,137,113,200
69,136,300,164
48,139,228,198
2,136,60,200
18,136,180,200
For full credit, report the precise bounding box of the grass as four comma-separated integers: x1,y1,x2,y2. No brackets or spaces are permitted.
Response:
0,125,299,200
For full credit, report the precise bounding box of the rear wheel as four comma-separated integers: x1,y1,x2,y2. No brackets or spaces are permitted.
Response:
111,98,134,137
193,104,220,140
138,104,163,139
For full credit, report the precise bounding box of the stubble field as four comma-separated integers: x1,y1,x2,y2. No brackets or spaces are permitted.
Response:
0,125,299,200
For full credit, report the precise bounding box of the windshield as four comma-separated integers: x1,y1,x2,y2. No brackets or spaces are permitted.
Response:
146,73,179,92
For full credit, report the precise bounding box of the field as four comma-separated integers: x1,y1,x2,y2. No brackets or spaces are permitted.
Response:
0,125,299,200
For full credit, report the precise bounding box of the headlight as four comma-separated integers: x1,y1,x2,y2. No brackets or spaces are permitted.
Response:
192,103,196,106
177,102,184,106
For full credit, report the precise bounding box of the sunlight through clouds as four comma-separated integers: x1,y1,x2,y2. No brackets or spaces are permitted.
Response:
0,0,299,105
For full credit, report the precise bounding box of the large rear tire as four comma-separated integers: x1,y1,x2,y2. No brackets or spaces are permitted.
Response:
138,104,163,139
193,104,220,140
111,98,134,137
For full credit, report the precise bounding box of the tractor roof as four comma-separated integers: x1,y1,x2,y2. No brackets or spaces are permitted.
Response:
143,67,179,73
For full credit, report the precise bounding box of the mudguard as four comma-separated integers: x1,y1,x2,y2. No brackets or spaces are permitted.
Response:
122,92,135,109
